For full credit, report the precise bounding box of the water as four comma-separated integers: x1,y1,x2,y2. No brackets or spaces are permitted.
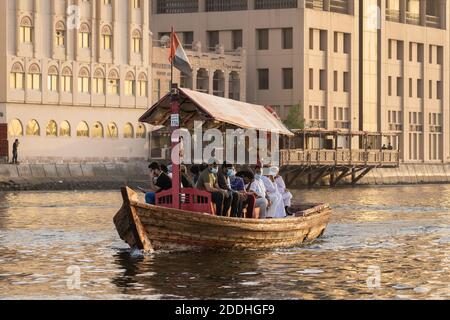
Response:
0,185,449,300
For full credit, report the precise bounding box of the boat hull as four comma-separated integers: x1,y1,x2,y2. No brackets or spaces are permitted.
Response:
114,187,332,252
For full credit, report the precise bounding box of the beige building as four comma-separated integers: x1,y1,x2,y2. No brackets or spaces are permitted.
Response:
0,0,153,163
151,0,450,163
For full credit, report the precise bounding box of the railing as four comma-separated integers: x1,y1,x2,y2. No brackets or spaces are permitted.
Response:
255,0,298,10
386,9,400,22
426,15,441,28
406,12,420,25
206,0,247,12
156,0,199,14
280,149,400,167
305,0,324,10
334,121,350,129
389,124,403,131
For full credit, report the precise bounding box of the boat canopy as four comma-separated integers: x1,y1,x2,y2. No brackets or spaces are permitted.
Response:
139,87,294,136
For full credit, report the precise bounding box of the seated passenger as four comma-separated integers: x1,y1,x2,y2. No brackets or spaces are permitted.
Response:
180,165,194,188
196,158,231,217
261,166,286,219
271,166,293,215
240,169,267,219
144,162,172,205
218,162,243,217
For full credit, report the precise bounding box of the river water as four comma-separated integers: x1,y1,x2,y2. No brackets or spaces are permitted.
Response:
0,185,449,300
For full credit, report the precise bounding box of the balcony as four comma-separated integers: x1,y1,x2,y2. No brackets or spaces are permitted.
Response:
406,11,420,25
255,0,298,10
156,0,199,14
305,0,323,10
386,9,400,22
330,0,349,14
429,126,442,133
426,15,441,28
410,124,423,132
388,124,403,131
205,0,247,12
334,121,350,129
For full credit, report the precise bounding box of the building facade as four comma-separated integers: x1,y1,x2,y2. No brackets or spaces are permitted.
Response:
151,0,450,163
0,0,152,163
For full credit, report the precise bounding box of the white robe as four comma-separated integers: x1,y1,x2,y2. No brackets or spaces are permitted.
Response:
275,176,293,208
261,176,286,219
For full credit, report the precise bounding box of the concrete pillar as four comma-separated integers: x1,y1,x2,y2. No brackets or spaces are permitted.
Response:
91,0,98,62
248,0,256,10
33,0,41,58
128,0,133,66
192,68,198,91
208,69,214,95
419,0,426,26
199,0,206,12
224,70,230,99
142,0,150,66
113,0,119,65
399,0,406,23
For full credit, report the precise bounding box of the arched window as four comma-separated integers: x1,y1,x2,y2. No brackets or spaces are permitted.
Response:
60,121,71,137
137,72,147,97
76,121,89,137
132,29,142,53
61,66,72,93
101,25,113,50
93,68,105,94
10,62,24,89
196,68,209,93
136,123,146,139
106,122,118,138
55,21,66,47
27,63,41,90
78,67,90,93
92,122,104,138
26,119,40,136
123,123,134,139
78,23,91,49
125,71,135,96
108,69,120,95
46,120,58,137
229,71,240,101
213,70,225,97
48,65,59,92
8,119,23,137
20,16,33,43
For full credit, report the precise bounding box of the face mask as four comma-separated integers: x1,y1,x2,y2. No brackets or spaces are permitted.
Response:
255,174,262,180
210,167,218,174
227,169,235,177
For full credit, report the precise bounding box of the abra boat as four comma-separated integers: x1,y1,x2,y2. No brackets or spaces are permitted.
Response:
114,86,332,252
114,187,332,251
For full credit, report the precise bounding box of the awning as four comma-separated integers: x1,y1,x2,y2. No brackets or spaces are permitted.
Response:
139,88,294,136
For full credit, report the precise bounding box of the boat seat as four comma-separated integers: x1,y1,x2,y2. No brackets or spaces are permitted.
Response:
155,188,213,215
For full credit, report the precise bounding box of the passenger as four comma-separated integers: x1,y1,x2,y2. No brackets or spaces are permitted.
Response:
218,162,242,217
229,167,256,218
144,162,173,205
261,166,286,219
180,165,194,188
382,144,387,150
388,143,394,150
272,166,293,215
196,158,231,217
241,169,268,219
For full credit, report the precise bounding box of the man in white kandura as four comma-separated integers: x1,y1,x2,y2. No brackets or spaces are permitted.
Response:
261,166,286,219
272,166,293,215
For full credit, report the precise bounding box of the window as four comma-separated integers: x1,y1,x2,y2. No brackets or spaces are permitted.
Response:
76,121,89,137
26,120,40,136
282,68,293,89
343,33,351,54
61,67,72,93
319,30,327,51
232,30,243,50
132,29,142,53
60,121,71,137
78,68,90,93
343,72,350,93
319,69,326,91
46,120,58,137
104,0,112,5
429,80,432,99
10,62,24,89
397,77,403,96
409,78,413,97
309,29,314,50
125,72,135,96
27,64,41,90
257,29,269,50
133,0,141,9
107,122,118,138
108,69,120,95
101,25,113,50
388,76,392,96
334,71,338,91
208,31,219,51
8,119,23,137
397,41,403,60
417,79,423,98
47,66,58,92
55,21,66,47
136,124,146,139
92,122,104,138
124,123,134,139
437,81,443,100
258,69,269,90
19,16,33,43
137,73,148,97
78,23,91,49
183,31,194,49
309,68,314,90
282,28,293,49
93,69,105,94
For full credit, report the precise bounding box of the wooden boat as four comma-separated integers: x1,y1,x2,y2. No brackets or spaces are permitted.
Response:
114,187,332,252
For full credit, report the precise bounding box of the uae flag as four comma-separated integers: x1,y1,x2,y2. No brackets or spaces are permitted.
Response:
169,30,193,76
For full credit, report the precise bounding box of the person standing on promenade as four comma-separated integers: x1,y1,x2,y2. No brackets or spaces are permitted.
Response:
12,139,19,164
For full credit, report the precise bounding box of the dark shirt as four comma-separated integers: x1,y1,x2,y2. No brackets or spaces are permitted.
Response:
230,176,245,192
217,171,231,191
155,172,172,192
12,142,18,153
181,174,193,188
196,169,217,191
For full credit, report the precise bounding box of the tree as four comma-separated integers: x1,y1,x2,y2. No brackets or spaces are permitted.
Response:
284,102,305,130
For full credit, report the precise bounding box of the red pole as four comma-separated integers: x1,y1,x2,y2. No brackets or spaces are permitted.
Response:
170,84,181,209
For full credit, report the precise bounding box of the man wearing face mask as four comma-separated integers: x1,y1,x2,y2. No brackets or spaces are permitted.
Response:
144,162,173,205
196,158,231,217
218,162,243,218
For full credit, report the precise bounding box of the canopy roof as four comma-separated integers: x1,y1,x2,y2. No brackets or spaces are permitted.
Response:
139,87,294,136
